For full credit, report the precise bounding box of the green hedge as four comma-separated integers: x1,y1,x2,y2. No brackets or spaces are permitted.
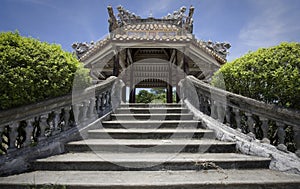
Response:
212,42,300,109
0,31,91,110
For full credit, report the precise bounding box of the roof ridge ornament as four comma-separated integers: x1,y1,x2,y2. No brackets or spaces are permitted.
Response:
106,5,195,33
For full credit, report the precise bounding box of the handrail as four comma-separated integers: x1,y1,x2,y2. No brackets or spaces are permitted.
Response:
181,75,300,156
0,76,121,156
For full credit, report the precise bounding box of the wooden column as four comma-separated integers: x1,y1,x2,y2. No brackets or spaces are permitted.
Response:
167,62,173,103
129,61,135,103
176,67,181,103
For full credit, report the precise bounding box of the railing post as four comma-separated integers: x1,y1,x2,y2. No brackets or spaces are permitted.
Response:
233,108,242,131
277,122,288,152
245,112,255,138
210,100,218,119
259,117,270,144
96,95,101,116
88,97,96,118
52,110,61,135
8,122,19,152
216,102,225,123
225,106,231,125
294,127,300,157
63,106,71,130
82,100,89,121
72,104,81,126
39,114,48,139
24,118,34,147
0,126,3,148
100,93,105,110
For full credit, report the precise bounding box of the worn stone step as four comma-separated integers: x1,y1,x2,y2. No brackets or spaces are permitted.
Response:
111,113,194,120
114,107,189,114
120,103,184,108
66,139,236,153
1,170,299,189
101,120,202,129
33,152,271,171
88,128,215,139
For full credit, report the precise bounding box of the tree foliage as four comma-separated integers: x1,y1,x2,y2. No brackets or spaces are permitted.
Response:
136,88,176,103
0,31,91,110
212,42,300,109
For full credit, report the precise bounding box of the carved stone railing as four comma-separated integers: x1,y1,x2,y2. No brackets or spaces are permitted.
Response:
181,76,300,156
0,76,122,174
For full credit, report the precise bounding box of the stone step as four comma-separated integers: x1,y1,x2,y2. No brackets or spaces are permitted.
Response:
111,113,194,120
101,120,202,129
66,139,236,153
120,103,184,108
114,107,189,114
1,170,299,189
33,152,271,171
88,128,215,139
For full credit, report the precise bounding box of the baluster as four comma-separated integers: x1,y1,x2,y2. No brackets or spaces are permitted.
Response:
82,100,89,121
233,108,242,131
52,110,60,135
39,114,48,140
24,118,34,147
107,90,112,106
88,97,96,118
8,122,19,152
259,117,270,144
204,97,210,115
72,104,81,125
63,106,71,130
0,126,3,149
225,106,231,126
276,122,288,152
100,94,105,111
245,112,256,138
294,127,300,157
95,95,101,116
199,95,205,112
210,100,218,119
216,102,225,123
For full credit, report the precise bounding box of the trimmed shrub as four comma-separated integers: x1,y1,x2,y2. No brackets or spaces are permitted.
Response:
212,42,300,109
0,31,91,110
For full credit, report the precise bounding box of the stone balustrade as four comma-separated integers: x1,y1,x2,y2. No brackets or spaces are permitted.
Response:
182,76,300,156
0,76,119,156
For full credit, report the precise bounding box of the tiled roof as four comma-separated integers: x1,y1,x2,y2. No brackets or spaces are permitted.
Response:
80,23,227,64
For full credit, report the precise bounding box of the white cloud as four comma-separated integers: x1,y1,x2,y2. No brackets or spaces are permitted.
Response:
239,0,300,48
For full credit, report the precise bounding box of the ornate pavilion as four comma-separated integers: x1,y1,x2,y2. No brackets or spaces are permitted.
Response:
72,5,231,103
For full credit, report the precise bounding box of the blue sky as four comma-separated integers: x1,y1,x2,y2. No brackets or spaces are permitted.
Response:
1,0,300,61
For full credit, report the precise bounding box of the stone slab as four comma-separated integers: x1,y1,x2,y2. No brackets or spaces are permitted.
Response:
0,170,299,189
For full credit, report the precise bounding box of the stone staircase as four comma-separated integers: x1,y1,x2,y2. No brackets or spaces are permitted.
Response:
1,104,300,189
